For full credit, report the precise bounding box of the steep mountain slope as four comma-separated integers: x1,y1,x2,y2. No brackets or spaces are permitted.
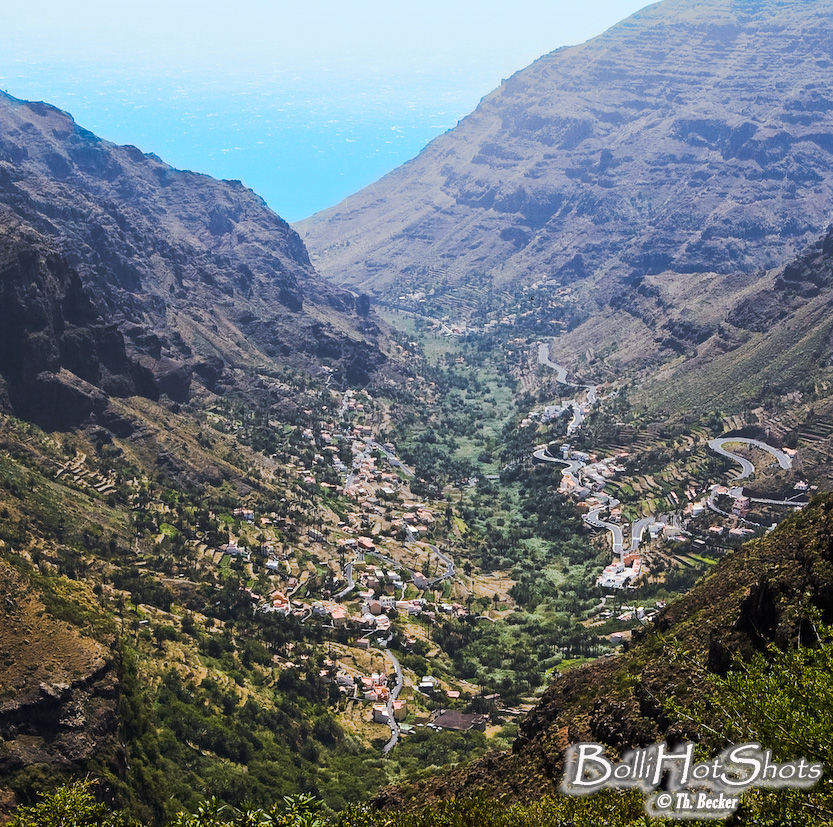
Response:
0,92,387,430
0,558,119,792
0,218,158,430
644,223,833,412
524,220,833,410
374,492,833,809
298,0,833,302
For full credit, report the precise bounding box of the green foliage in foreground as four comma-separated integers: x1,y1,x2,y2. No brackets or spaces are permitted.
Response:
9,784,649,827
8,784,328,827
11,620,833,826
7,780,135,827
10,779,833,827
333,793,648,826
664,617,833,826
693,624,833,770
168,793,326,827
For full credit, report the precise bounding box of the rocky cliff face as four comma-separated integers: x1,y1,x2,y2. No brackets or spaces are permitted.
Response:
0,92,386,430
0,560,119,811
0,218,159,429
298,0,833,302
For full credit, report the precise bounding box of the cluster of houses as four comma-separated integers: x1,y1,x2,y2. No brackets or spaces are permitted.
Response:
327,668,391,698
597,552,642,590
344,448,394,503
372,675,492,732
373,700,408,725
264,589,291,614
546,435,790,591
524,403,578,428
320,663,408,722
570,454,626,500
390,504,435,538
221,392,492,736
599,601,662,625
363,565,405,593
297,593,469,629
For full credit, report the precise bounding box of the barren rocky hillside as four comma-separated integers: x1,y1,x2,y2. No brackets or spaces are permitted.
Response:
0,92,389,431
299,0,833,305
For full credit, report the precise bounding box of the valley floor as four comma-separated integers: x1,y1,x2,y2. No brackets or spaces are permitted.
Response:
2,298,832,823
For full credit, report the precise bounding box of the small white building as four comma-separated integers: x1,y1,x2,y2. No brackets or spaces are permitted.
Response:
419,675,437,691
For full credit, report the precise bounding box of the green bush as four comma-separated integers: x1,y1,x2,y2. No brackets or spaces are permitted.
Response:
8,780,134,827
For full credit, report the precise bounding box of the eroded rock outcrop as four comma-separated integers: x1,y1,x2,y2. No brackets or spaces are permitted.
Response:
0,91,388,432
0,561,119,813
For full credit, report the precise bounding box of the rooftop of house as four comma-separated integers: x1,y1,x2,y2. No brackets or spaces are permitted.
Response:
430,710,488,731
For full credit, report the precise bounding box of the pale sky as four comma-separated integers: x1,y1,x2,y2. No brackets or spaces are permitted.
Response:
6,1,654,81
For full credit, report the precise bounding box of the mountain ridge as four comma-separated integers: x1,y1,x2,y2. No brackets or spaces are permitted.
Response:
0,91,389,431
298,0,833,305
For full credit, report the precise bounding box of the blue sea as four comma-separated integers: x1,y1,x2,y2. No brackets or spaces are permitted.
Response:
0,60,500,222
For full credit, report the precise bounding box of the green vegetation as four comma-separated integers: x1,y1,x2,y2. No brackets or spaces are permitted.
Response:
14,602,833,826
8,781,134,827
676,619,833,769
380,326,613,696
7,782,329,827
5,288,833,827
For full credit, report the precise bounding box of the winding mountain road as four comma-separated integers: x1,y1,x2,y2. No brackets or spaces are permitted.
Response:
334,559,357,600
630,517,655,552
533,345,654,564
381,647,404,755
532,447,582,489
427,544,455,586
537,342,597,434
568,404,584,435
537,342,568,383
585,507,625,558
403,525,455,586
530,341,803,584
707,437,793,480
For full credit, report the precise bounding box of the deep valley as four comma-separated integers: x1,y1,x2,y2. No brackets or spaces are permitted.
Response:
3,1,833,826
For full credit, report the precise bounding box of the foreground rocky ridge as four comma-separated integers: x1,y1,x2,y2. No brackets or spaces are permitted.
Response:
0,559,119,795
299,0,833,303
0,92,387,431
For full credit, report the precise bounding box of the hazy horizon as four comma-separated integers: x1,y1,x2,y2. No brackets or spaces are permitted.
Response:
3,1,652,221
